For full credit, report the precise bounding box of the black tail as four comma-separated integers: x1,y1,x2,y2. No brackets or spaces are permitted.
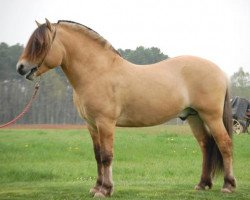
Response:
223,88,233,139
208,88,232,177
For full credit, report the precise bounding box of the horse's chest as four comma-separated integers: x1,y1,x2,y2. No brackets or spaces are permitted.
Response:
73,91,120,122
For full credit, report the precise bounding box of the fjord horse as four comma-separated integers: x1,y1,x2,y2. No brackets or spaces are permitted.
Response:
17,19,236,197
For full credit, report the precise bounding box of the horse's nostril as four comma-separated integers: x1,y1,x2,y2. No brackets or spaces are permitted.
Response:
17,64,26,75
19,64,24,70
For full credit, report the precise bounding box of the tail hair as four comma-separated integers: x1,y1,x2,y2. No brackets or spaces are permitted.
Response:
223,88,233,138
208,88,232,177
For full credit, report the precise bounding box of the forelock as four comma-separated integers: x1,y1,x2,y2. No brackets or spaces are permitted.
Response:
23,24,51,61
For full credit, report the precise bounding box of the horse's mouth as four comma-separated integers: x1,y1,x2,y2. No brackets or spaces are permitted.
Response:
25,68,38,81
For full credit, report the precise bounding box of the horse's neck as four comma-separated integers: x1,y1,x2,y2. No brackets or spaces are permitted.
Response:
60,31,121,90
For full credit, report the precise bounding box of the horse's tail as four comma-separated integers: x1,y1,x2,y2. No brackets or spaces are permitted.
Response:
209,87,232,177
223,87,233,139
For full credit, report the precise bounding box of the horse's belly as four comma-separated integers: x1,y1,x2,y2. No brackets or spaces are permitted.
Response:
116,113,176,127
116,104,181,127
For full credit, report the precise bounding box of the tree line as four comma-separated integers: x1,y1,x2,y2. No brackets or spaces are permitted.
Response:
0,43,249,124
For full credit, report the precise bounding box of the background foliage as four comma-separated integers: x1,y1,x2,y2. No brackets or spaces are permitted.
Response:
118,46,168,64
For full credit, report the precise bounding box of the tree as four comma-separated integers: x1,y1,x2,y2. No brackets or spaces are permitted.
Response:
231,67,250,99
0,43,23,81
118,46,168,64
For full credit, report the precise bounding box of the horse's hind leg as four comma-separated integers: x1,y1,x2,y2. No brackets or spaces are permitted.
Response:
201,113,236,193
187,115,213,190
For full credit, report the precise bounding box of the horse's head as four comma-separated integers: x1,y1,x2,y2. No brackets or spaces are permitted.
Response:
17,19,63,80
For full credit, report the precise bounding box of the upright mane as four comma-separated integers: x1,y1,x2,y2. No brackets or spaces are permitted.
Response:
57,20,121,56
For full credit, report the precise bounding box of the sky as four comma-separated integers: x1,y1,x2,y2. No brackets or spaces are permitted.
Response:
0,0,249,75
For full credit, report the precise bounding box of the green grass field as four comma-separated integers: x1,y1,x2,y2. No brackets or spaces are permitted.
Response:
0,125,249,200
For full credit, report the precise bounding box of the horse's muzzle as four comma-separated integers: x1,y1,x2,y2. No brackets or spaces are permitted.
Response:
16,61,38,81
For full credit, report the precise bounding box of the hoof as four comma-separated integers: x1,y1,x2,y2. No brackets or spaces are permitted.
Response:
91,184,113,198
195,185,210,191
90,187,99,196
221,187,234,193
94,192,106,198
222,176,236,193
195,182,212,191
195,185,204,190
221,184,235,193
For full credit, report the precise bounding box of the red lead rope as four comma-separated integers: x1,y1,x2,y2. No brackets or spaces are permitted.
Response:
0,82,40,128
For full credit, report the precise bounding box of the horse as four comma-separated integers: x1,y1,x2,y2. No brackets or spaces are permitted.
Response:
17,19,236,197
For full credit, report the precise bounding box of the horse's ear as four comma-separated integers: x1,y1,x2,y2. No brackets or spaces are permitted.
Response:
45,18,52,32
35,20,42,27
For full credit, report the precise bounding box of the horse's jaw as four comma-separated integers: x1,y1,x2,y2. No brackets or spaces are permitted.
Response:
25,67,38,81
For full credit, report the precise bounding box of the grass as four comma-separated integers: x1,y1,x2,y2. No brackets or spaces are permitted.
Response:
0,125,249,200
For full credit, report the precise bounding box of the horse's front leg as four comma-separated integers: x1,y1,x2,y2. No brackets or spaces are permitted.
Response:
94,120,115,198
88,125,104,196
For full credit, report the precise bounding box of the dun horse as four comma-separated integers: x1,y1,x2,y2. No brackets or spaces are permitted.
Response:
17,19,236,197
